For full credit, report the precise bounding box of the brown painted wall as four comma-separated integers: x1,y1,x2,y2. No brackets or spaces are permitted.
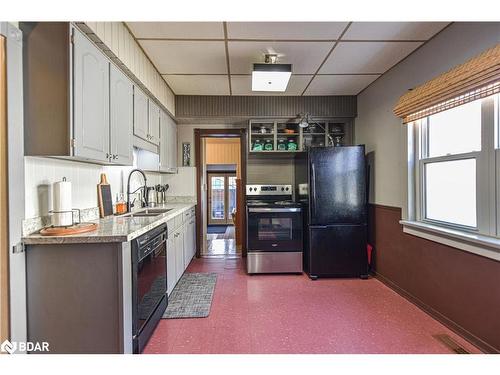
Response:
368,204,500,353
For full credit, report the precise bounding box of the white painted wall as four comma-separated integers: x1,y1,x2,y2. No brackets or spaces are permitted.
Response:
355,22,500,208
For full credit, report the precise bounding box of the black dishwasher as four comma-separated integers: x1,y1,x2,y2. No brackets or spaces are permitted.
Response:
132,223,168,353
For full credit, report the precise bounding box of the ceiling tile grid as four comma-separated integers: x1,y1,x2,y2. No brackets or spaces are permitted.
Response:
163,75,230,95
126,22,450,96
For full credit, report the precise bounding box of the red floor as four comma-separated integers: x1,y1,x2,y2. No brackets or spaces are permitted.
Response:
144,257,481,354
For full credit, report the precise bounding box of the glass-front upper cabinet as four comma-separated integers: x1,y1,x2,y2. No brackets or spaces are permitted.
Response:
276,123,300,152
327,121,352,147
302,121,326,150
250,122,275,152
249,119,353,153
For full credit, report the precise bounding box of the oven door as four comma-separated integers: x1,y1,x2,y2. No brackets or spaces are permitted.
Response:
247,207,303,252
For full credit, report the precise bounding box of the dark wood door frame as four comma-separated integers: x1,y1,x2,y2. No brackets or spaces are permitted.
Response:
194,128,247,258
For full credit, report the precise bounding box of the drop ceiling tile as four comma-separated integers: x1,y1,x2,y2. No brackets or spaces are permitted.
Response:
343,22,449,40
163,75,230,95
228,41,332,74
319,41,423,74
227,22,349,40
139,40,227,74
231,75,312,96
304,75,380,95
126,22,224,39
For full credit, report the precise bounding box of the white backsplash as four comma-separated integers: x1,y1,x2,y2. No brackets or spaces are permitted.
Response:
24,152,163,220
162,167,197,197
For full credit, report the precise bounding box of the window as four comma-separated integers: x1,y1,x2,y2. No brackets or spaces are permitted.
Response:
410,92,499,236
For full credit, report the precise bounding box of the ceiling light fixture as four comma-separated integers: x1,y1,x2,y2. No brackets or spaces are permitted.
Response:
252,54,292,92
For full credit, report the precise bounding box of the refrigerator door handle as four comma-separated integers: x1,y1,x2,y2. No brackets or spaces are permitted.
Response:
311,162,317,217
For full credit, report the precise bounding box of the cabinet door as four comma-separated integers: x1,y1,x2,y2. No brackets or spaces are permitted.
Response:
159,110,168,172
73,30,110,162
109,64,133,165
168,118,178,171
183,223,192,268
175,231,185,282
190,218,196,259
166,236,176,295
148,99,160,146
133,86,148,141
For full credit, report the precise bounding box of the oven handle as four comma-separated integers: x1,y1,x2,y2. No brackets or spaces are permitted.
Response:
248,207,301,213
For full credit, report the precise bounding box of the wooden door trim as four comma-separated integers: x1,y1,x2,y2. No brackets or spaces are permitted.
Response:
195,128,247,257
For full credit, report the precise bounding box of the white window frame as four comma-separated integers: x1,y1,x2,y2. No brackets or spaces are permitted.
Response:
403,93,500,261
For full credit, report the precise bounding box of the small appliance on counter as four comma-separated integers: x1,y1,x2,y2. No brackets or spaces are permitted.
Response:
246,184,303,274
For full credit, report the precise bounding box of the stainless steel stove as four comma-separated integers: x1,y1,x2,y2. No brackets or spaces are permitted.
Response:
246,184,303,274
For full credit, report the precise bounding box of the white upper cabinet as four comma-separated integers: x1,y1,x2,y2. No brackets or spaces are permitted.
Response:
148,99,160,146
133,86,149,142
159,110,178,173
168,118,178,171
73,29,110,162
110,64,134,165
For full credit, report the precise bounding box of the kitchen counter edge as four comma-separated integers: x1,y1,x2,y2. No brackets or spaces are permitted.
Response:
22,203,196,245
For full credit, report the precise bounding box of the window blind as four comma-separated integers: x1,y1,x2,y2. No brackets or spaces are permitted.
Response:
394,43,500,123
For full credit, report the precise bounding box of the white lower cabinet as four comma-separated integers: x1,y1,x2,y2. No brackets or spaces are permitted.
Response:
166,236,176,295
174,229,184,283
167,207,196,296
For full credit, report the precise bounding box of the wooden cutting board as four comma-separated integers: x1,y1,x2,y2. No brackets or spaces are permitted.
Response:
97,173,113,218
40,223,98,236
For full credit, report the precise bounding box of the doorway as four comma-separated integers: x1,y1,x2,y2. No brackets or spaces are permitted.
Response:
194,129,247,259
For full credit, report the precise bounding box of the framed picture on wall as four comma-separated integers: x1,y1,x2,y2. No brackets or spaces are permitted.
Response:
182,142,191,166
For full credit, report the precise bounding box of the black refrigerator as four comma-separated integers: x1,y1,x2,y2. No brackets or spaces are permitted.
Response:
295,146,368,279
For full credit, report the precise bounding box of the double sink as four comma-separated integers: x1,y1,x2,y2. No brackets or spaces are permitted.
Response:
122,208,173,218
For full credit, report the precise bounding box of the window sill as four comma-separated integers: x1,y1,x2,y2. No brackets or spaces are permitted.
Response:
400,220,500,262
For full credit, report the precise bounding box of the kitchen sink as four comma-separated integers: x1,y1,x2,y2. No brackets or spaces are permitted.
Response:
123,208,172,218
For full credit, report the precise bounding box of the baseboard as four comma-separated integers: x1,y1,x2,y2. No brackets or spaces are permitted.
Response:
374,271,499,354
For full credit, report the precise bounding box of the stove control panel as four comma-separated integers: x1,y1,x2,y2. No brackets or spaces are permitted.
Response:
246,184,292,196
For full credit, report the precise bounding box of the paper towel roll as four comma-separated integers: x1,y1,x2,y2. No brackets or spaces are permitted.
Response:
52,178,72,226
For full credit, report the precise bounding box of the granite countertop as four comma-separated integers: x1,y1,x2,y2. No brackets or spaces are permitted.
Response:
22,203,196,245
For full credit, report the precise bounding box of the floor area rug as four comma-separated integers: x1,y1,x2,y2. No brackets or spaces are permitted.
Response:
207,225,228,234
163,272,217,319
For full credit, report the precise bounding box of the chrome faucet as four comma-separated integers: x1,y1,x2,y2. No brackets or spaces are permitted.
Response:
126,169,148,212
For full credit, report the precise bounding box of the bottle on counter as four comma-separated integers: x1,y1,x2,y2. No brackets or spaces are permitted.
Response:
115,193,127,215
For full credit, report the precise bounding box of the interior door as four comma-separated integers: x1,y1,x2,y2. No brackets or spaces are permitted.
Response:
208,173,236,225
